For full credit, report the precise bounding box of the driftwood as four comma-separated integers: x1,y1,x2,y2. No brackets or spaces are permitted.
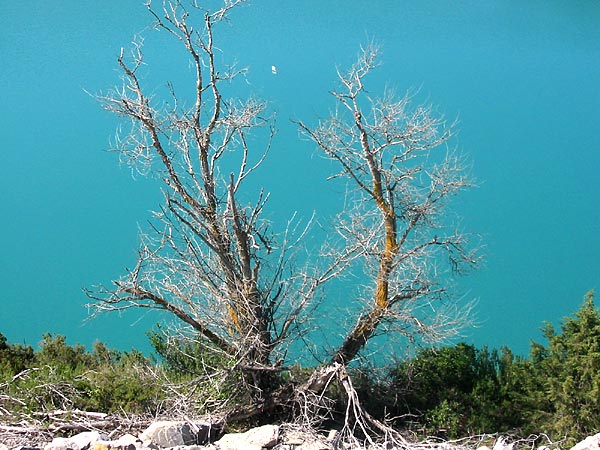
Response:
0,409,154,447
37,409,151,434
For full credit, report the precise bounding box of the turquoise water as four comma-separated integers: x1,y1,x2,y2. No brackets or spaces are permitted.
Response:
1,1,599,357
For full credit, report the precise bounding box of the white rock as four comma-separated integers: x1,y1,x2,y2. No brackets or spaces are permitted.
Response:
216,424,279,450
244,425,278,448
570,433,600,450
45,431,106,450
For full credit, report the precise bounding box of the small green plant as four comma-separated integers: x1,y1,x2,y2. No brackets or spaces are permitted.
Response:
425,399,462,438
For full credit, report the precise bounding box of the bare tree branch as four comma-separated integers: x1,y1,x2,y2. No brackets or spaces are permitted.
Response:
89,0,315,396
298,44,479,365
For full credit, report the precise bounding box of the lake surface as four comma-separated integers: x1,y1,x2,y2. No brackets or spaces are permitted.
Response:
1,1,599,359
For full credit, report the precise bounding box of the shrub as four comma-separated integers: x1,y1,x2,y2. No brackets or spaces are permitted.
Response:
0,333,35,376
0,333,167,417
527,291,600,445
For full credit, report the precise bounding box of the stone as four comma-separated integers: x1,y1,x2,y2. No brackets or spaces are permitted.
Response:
571,433,600,450
140,421,219,448
93,433,142,450
45,431,106,450
216,424,279,450
245,425,279,448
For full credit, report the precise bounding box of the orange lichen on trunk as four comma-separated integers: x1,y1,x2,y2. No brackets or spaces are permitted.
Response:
330,107,401,364
227,303,242,334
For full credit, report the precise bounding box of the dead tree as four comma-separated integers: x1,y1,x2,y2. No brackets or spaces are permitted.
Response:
298,44,478,367
88,0,478,432
88,0,320,398
292,44,478,441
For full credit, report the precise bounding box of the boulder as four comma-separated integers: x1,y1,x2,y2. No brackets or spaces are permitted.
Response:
92,433,141,450
140,421,220,448
571,433,600,450
45,431,107,450
215,424,279,450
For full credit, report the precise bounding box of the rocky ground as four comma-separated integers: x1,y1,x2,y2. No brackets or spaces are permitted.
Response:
1,419,599,450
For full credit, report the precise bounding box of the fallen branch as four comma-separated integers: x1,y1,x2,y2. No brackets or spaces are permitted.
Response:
0,423,40,433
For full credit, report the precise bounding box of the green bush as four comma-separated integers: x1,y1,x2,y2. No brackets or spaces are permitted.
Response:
0,333,35,376
526,290,600,445
79,351,163,414
379,290,600,443
425,399,462,438
0,333,167,417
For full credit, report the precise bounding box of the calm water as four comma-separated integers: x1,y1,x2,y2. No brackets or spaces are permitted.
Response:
1,1,599,358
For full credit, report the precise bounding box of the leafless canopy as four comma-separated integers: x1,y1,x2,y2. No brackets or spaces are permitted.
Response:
88,0,320,393
298,43,479,365
88,0,479,426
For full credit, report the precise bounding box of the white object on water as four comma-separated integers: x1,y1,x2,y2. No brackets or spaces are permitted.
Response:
271,65,277,75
